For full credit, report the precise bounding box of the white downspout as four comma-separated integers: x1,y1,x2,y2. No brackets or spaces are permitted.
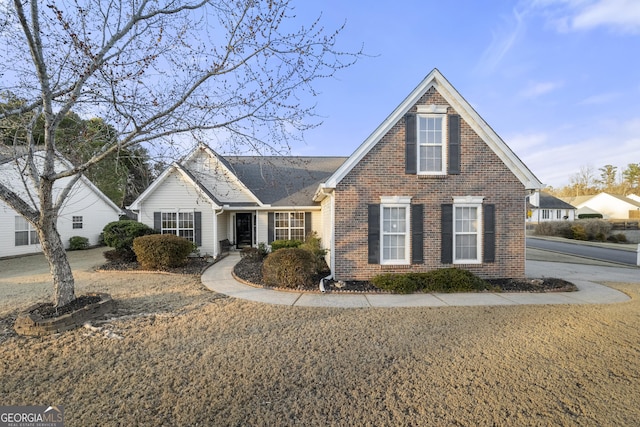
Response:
214,208,224,258
319,188,335,293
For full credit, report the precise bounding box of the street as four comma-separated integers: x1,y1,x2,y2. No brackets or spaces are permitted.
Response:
526,237,638,267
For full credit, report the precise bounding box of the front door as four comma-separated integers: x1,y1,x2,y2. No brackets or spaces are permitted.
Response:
235,213,253,249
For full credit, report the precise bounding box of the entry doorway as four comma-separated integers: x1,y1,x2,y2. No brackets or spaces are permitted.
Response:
235,213,253,249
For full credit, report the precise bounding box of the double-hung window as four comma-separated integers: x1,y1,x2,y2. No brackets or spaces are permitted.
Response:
161,211,195,242
452,197,483,264
15,216,39,246
380,197,411,265
418,114,447,174
274,212,305,241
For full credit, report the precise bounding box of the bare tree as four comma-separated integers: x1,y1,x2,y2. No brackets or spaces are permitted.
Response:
0,0,361,307
568,164,596,197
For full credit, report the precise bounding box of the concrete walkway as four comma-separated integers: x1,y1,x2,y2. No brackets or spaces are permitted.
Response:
201,253,636,308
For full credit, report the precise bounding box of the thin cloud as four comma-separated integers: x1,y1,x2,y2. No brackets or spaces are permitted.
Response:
519,81,563,98
578,92,620,105
477,8,528,72
529,0,640,34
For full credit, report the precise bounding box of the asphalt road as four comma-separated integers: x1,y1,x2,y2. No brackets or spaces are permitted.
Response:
526,237,639,267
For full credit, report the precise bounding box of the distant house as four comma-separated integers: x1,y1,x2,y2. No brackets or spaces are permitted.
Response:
527,191,576,223
0,148,123,258
561,192,640,219
130,69,542,280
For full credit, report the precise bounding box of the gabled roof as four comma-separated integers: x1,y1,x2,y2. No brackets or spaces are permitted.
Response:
319,68,542,193
536,192,576,210
225,156,347,206
128,144,347,209
561,192,640,209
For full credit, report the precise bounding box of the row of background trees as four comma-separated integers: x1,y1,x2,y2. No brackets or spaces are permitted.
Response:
544,164,640,198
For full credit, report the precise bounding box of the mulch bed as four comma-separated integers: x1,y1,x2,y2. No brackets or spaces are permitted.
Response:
233,258,578,293
98,257,213,275
31,295,102,320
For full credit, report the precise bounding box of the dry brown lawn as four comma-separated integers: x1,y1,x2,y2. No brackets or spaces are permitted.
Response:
1,248,640,426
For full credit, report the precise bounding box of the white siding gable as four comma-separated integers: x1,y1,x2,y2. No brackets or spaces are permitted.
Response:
183,150,258,205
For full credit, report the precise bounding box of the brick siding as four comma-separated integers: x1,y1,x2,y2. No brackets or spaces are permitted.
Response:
333,87,526,280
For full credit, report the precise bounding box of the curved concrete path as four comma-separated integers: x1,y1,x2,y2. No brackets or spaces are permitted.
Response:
201,253,635,308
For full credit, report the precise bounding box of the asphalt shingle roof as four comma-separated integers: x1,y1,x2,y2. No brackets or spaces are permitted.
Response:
223,156,347,206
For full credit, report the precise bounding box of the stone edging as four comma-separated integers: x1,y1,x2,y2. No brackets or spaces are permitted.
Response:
14,293,115,336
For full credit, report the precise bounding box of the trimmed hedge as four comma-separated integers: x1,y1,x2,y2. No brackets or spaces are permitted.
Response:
271,239,303,251
133,234,193,270
534,219,612,241
372,268,492,294
68,236,89,251
262,248,317,289
103,220,156,261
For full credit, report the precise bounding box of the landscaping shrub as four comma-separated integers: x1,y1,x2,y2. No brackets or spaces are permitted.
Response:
132,234,193,269
262,248,317,289
571,224,588,240
579,219,612,240
240,243,269,262
578,213,603,219
371,273,419,294
610,233,628,243
102,220,156,261
299,232,328,273
534,221,573,239
372,268,491,294
271,239,303,251
68,236,89,251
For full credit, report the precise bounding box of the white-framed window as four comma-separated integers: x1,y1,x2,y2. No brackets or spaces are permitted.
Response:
380,196,411,265
556,210,562,220
161,211,195,242
453,197,483,264
15,216,39,246
417,113,448,175
72,216,83,229
274,212,305,241
542,209,550,220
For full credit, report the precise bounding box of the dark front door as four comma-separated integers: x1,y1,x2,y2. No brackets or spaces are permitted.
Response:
235,213,253,249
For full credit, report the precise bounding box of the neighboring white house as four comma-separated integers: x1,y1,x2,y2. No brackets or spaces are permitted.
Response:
527,191,576,223
0,149,124,258
561,192,640,219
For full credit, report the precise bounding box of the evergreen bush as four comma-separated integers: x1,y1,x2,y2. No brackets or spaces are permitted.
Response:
270,239,303,251
262,248,317,289
68,236,89,251
132,234,194,269
102,220,156,261
372,268,491,294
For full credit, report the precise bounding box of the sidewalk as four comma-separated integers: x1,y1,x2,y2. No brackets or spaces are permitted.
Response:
201,253,634,308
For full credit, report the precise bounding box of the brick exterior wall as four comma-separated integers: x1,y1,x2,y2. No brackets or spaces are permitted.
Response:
333,87,526,280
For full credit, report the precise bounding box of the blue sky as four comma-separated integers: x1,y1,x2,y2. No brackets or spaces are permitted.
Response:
292,0,640,188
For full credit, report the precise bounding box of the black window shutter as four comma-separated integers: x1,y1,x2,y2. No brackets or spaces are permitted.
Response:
368,204,380,264
305,212,312,238
448,114,461,174
441,204,453,264
483,204,496,263
405,114,417,174
194,211,202,246
411,204,424,264
154,212,161,231
268,212,274,243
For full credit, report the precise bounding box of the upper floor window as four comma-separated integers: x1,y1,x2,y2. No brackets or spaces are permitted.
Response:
15,216,39,246
418,114,447,174
72,216,83,229
405,106,460,176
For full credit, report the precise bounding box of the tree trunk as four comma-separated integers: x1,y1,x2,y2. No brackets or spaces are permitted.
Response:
39,225,76,307
39,214,75,308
